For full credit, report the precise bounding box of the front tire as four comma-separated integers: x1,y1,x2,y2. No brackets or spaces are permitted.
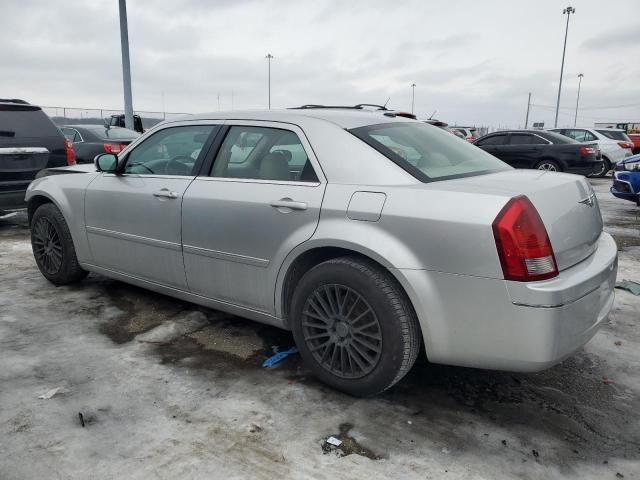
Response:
31,203,88,285
290,256,421,397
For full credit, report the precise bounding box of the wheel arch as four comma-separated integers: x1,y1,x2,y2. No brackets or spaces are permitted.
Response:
276,242,430,358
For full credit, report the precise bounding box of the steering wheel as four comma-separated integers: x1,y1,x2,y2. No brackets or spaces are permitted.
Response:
165,156,194,176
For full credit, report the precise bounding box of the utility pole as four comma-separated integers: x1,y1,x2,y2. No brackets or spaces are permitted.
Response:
554,6,575,128
118,0,134,130
411,83,416,114
266,53,274,109
574,73,584,127
525,92,532,129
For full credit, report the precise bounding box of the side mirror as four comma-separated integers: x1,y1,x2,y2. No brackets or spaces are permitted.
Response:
95,153,118,173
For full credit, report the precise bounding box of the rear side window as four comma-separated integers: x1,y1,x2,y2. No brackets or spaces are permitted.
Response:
596,130,630,141
0,109,60,144
509,134,547,145
351,122,511,182
563,129,597,142
211,126,318,182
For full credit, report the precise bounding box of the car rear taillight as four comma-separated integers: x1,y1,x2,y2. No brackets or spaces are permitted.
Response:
618,141,634,149
579,146,595,155
492,196,558,282
103,143,126,153
64,138,76,165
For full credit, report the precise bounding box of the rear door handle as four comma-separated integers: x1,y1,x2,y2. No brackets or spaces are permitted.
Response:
270,198,307,211
153,189,178,199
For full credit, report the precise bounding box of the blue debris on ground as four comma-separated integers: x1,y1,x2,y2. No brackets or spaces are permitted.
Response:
261,346,299,368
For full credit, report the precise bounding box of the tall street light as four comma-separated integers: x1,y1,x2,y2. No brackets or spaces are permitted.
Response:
574,73,584,127
118,0,134,130
554,6,576,128
411,83,416,114
266,53,274,109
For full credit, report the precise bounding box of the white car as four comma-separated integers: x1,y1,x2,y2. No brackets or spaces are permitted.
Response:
548,128,634,177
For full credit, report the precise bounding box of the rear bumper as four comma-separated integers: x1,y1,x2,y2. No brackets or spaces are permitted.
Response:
0,190,28,209
396,233,618,372
564,159,602,176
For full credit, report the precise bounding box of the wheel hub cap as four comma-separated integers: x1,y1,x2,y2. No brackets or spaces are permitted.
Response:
301,284,382,379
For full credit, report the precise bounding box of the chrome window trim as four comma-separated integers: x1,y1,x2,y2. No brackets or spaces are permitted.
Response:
101,173,196,180
193,176,321,187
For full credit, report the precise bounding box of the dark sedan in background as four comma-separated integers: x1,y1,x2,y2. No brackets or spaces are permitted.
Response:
61,125,139,164
473,130,601,176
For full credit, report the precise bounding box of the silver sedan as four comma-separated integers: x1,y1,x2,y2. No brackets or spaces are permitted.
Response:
26,108,617,396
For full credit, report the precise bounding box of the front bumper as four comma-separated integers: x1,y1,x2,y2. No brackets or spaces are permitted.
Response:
396,233,618,372
611,171,640,204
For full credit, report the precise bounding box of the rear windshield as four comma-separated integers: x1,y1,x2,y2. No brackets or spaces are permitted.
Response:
0,109,60,144
596,129,630,141
350,122,511,182
97,127,140,141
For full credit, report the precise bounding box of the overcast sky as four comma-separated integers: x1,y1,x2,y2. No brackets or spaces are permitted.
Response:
2,0,639,127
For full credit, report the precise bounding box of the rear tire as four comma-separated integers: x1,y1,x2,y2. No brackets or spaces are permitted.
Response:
591,157,611,178
290,256,421,397
535,159,561,172
31,203,88,285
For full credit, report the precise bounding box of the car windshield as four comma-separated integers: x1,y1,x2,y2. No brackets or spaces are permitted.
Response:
350,122,511,182
596,130,630,141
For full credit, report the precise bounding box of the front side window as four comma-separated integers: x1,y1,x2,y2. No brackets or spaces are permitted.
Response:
351,122,511,182
211,126,318,182
124,125,214,176
476,134,506,146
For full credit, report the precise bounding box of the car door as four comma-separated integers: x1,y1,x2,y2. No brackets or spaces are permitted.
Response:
500,133,548,168
84,122,219,289
181,121,326,313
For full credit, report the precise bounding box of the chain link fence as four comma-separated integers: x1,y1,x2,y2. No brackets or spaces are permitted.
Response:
41,106,191,130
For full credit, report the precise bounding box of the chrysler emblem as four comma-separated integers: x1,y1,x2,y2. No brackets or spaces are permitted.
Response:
578,193,595,207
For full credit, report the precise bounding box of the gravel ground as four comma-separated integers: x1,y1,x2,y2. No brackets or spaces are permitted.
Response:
0,178,639,479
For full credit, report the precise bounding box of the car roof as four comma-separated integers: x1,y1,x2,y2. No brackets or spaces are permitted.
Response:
164,108,415,130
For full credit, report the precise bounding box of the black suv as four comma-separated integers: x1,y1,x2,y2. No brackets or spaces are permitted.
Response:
0,99,74,210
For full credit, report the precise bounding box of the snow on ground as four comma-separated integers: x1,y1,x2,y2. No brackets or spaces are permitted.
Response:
0,178,638,479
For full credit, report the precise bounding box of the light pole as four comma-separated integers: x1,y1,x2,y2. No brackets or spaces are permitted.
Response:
525,92,532,129
266,53,274,109
574,73,584,127
411,83,416,114
118,0,134,130
554,6,575,128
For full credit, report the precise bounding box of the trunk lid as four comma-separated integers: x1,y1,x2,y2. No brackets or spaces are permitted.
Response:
433,170,603,271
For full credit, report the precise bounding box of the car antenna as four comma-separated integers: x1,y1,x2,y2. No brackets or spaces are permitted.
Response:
428,110,437,120
383,97,391,108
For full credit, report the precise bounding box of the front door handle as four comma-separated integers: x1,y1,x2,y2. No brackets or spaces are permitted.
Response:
153,189,178,199
270,198,307,211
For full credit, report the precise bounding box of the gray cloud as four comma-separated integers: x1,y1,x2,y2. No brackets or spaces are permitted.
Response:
0,0,638,127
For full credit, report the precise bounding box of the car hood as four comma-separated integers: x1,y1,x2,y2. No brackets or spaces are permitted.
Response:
36,163,97,178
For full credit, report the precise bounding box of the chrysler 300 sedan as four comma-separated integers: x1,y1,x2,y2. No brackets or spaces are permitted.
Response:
26,107,618,396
